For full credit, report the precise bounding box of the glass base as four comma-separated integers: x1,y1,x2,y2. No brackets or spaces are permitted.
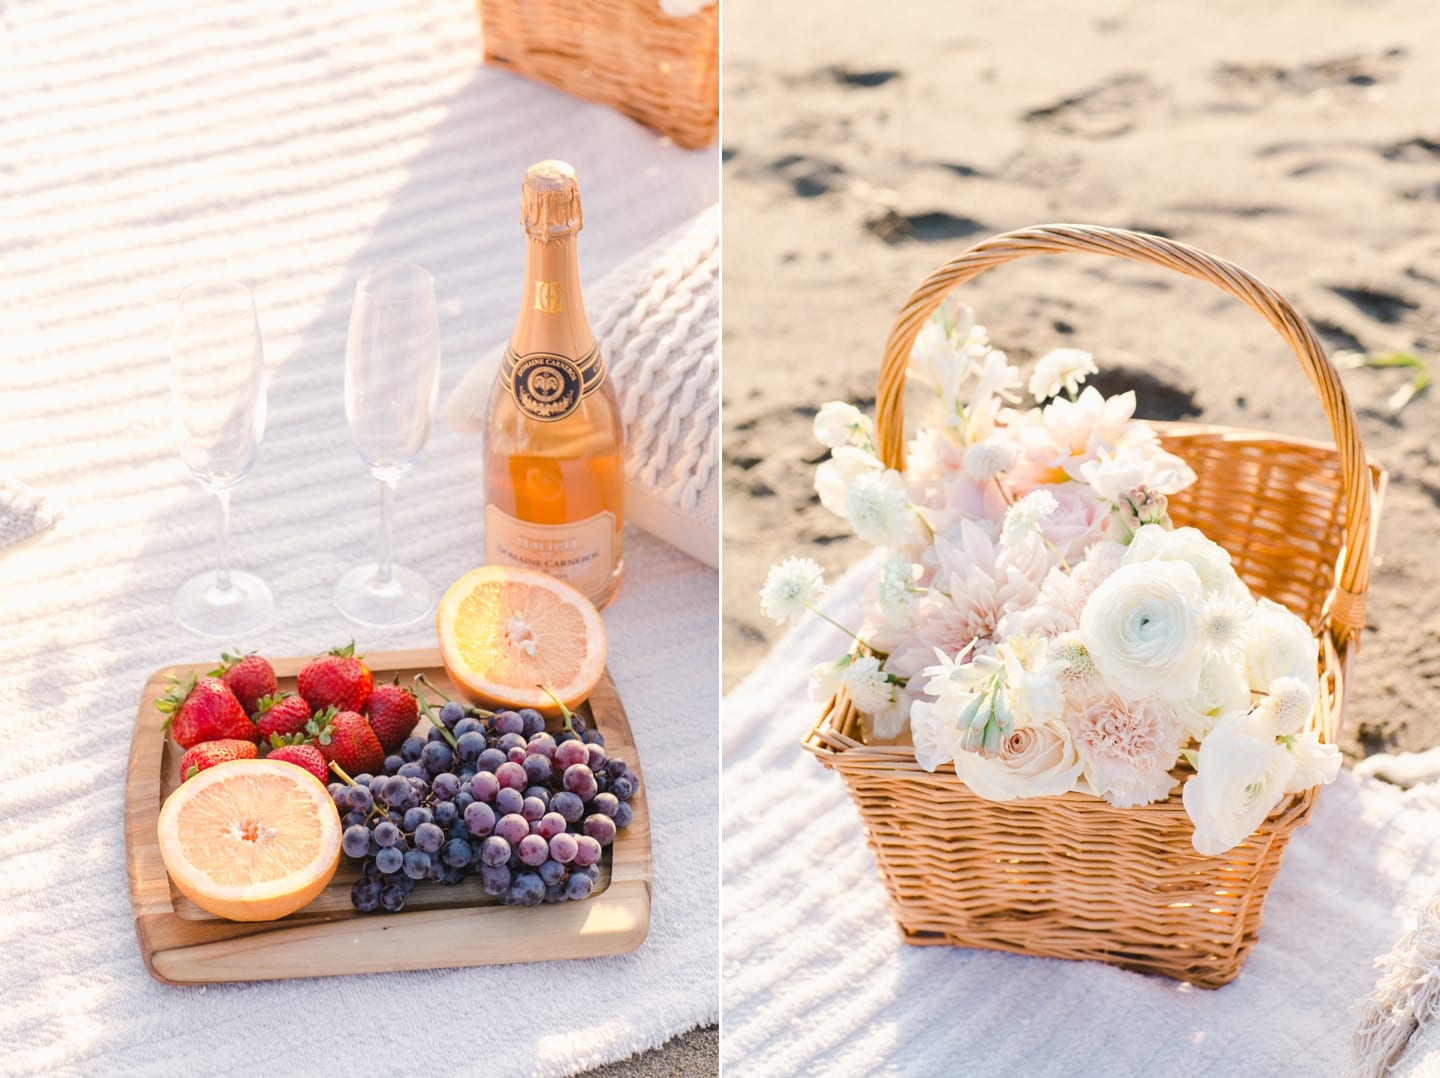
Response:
333,563,434,628
175,569,275,638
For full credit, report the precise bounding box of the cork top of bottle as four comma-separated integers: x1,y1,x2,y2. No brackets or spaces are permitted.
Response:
521,160,584,240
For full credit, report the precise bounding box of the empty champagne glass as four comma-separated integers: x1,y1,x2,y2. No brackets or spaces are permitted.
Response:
334,262,440,627
169,280,274,636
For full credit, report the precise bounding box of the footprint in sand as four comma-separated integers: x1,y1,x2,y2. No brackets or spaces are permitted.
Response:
1213,48,1406,102
1022,73,1162,140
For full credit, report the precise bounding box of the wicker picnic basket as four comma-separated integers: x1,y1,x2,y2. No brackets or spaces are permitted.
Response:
480,0,718,150
803,224,1387,989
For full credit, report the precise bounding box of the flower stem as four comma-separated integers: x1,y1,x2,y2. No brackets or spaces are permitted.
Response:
804,604,873,653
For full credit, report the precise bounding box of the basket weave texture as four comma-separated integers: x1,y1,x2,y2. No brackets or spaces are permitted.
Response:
804,224,1386,988
480,0,718,150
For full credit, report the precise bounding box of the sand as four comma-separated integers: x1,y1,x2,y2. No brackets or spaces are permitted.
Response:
720,0,1440,759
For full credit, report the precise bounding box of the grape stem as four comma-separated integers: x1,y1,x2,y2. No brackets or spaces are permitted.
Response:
329,761,357,786
411,689,461,749
536,684,577,735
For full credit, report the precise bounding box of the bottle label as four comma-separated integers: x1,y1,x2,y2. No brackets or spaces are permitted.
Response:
502,345,606,423
485,505,616,602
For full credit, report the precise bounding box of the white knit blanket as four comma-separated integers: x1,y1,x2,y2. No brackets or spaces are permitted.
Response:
723,557,1440,1077
0,3,716,1075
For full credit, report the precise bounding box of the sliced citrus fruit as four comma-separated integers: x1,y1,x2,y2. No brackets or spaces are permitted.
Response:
437,565,607,717
156,758,341,922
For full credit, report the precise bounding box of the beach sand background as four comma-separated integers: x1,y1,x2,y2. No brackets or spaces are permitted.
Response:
721,0,1440,759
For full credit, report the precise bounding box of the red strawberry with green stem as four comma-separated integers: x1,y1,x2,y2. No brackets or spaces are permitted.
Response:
209,651,277,715
178,739,257,781
297,642,373,714
309,706,384,776
265,734,330,786
254,691,312,741
157,674,259,749
367,678,419,753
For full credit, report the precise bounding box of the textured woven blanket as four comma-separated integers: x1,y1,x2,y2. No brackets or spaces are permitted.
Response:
0,2,716,1075
722,555,1440,1077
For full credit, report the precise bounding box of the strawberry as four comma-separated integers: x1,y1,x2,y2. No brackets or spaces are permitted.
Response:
297,642,373,714
157,674,259,749
178,739,257,782
311,707,384,776
210,651,277,715
254,691,313,741
367,678,419,753
265,734,330,786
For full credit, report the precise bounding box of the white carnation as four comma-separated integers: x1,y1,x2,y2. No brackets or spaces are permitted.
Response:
813,401,873,449
758,557,825,624
1079,559,1205,701
1182,708,1298,856
1028,348,1098,402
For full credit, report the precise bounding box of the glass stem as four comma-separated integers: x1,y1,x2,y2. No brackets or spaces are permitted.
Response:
376,477,397,586
213,486,234,593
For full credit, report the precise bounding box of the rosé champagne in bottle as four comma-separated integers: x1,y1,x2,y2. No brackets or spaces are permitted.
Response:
483,161,624,608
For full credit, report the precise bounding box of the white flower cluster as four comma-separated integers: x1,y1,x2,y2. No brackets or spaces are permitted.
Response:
763,301,1341,856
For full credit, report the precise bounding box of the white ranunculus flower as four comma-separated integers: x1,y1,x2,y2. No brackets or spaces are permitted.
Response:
813,401,872,449
910,698,963,772
1079,560,1205,701
953,716,1085,801
815,444,883,516
1246,598,1320,702
1028,348,1099,402
1177,655,1253,742
1283,731,1341,793
1182,708,1297,856
1123,524,1249,601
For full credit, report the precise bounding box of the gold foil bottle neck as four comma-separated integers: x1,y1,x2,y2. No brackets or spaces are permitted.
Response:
522,160,583,240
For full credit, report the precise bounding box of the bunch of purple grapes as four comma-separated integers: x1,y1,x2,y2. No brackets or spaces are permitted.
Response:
328,682,638,913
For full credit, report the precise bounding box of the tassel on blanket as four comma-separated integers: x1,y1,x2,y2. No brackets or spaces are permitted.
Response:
1352,892,1440,1076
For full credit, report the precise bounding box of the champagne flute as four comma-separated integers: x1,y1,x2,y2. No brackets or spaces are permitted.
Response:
334,262,440,627
169,280,274,636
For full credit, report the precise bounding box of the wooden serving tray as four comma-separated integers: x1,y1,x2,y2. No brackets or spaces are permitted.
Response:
126,648,651,985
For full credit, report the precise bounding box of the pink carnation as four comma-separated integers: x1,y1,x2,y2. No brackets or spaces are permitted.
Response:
1067,693,1183,808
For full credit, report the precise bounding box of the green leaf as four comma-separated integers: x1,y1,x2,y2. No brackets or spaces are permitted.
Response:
1334,350,1430,416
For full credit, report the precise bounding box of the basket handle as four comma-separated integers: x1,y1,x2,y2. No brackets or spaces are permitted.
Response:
875,223,1373,647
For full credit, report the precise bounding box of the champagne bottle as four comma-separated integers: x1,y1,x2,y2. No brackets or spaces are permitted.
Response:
483,161,624,608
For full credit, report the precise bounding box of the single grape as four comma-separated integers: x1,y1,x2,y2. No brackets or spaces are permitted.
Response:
612,776,634,801
439,701,465,727
413,821,445,853
495,813,530,846
453,716,484,738
565,872,594,900
508,871,544,907
421,741,454,774
431,773,460,801
425,725,446,743
518,708,545,737
537,812,567,840
328,781,345,800
361,857,383,881
548,832,579,864
573,834,602,867
522,755,552,785
563,764,598,802
375,775,406,807
495,787,525,817
403,848,431,880
375,846,404,874
555,740,587,770
585,744,607,771
374,821,402,847
441,837,472,868
544,885,567,904
480,836,511,867
351,878,382,912
478,748,507,773
426,857,446,882
440,865,465,886
456,731,486,762
434,801,459,829
472,771,500,802
538,859,566,886
479,863,511,896
583,730,606,748
342,824,371,859
401,806,430,831
497,732,527,754
494,710,524,736
523,786,551,809
379,754,402,775
379,883,408,912
398,761,427,781
354,773,374,787
495,761,527,791
555,730,580,745
342,811,365,830
612,801,633,828
583,814,617,847
552,791,584,823
400,736,425,762
526,733,557,760
579,863,601,884
506,746,528,765
604,758,628,780
521,796,546,823
517,834,549,867
590,792,620,819
464,801,496,837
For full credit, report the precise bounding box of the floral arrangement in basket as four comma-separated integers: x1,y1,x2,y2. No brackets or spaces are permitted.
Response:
762,300,1340,855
